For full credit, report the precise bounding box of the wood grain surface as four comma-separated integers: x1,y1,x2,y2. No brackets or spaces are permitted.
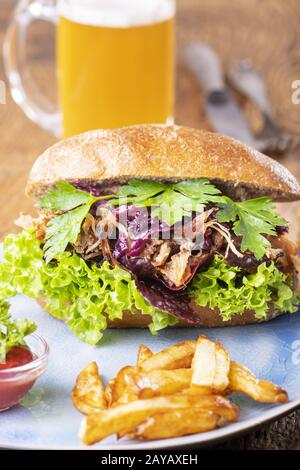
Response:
0,0,300,450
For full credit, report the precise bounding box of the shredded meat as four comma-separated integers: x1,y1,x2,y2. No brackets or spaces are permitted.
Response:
35,209,56,241
142,239,164,259
291,254,300,291
268,235,300,290
159,247,192,287
140,229,223,288
182,210,213,242
269,235,297,273
130,211,225,288
74,214,102,260
151,241,172,267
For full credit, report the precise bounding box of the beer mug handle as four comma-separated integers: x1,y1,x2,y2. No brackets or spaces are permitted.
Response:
3,1,61,137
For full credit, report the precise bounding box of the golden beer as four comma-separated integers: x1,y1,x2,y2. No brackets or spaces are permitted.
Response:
57,1,175,138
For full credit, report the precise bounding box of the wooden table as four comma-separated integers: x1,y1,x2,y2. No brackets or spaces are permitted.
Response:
1,0,300,450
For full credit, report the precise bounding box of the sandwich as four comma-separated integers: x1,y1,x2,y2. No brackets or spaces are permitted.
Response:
1,124,300,344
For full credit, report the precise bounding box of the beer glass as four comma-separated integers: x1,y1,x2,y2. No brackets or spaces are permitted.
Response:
4,0,175,138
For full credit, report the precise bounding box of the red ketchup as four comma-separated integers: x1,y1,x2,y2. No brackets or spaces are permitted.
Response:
0,346,33,370
0,346,36,411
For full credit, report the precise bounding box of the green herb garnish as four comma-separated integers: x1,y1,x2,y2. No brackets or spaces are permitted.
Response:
0,300,36,362
110,179,223,225
39,180,288,263
39,182,112,263
216,197,287,259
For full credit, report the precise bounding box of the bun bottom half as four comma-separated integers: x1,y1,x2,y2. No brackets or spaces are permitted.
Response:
36,297,283,328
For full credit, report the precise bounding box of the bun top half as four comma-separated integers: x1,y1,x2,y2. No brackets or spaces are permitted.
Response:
26,125,300,202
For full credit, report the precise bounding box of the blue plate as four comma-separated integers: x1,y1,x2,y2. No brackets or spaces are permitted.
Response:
0,295,300,449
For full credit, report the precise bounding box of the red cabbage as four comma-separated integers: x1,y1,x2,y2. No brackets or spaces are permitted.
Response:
136,280,203,325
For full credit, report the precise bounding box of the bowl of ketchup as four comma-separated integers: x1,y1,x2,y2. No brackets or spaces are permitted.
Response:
0,334,49,411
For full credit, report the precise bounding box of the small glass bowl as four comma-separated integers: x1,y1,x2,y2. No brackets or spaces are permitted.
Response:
0,333,49,411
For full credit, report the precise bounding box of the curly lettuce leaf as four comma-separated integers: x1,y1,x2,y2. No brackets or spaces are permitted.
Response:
0,230,44,298
0,299,36,362
0,230,176,345
189,255,299,321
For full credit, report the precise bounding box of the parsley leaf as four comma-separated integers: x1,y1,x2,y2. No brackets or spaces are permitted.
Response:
216,197,288,259
0,300,36,362
174,179,222,201
151,189,207,225
43,204,92,263
110,179,223,225
38,181,96,212
151,189,195,225
38,180,287,263
118,179,167,202
39,182,114,263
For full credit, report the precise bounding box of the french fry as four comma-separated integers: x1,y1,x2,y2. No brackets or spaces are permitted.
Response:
72,362,107,415
113,367,191,403
214,341,230,390
111,366,140,405
74,334,289,445
132,409,221,440
80,393,239,445
116,387,140,406
137,344,153,365
229,361,289,403
191,336,230,393
104,379,115,407
140,341,196,371
136,368,191,398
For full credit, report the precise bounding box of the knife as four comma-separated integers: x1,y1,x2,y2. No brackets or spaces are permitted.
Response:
184,43,262,149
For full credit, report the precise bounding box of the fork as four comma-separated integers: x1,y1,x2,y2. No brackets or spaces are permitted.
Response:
229,60,295,154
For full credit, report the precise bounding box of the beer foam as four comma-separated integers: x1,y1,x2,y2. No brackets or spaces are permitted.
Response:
57,0,175,28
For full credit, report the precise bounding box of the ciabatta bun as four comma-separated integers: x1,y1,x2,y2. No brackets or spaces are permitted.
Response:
26,125,300,202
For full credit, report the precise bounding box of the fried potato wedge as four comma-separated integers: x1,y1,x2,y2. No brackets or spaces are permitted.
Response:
191,336,230,393
137,344,153,365
80,393,238,445
229,361,289,403
72,362,107,415
104,379,115,407
140,341,196,372
136,368,191,398
214,342,230,390
111,366,140,405
74,334,288,445
132,409,221,440
112,367,191,403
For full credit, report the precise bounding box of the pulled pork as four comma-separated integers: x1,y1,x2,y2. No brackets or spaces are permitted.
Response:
74,214,102,260
35,209,56,241
99,208,227,289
